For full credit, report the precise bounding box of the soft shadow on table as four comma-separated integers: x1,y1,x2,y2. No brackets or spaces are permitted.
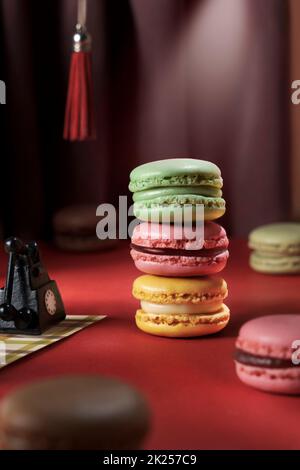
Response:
97,303,300,342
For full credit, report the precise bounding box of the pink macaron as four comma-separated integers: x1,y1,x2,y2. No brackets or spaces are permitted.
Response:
130,221,229,277
235,315,300,395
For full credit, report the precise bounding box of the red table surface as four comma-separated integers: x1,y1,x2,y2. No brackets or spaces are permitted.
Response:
0,240,299,450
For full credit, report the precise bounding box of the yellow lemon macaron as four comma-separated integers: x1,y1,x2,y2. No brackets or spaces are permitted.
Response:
132,275,229,338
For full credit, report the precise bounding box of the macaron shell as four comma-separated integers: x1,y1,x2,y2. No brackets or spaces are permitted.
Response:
134,208,225,223
0,376,150,449
135,304,230,338
236,314,300,359
131,250,229,277
131,221,228,251
249,222,300,254
53,204,99,234
235,362,300,395
132,275,228,304
250,252,300,274
133,201,225,222
129,158,222,192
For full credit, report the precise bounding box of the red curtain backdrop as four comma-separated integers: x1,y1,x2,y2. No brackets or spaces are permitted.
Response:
0,0,289,238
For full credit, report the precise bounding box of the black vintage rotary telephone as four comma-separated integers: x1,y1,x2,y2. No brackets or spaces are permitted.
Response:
0,237,66,334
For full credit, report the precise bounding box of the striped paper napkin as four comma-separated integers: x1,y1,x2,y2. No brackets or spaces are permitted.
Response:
0,315,106,369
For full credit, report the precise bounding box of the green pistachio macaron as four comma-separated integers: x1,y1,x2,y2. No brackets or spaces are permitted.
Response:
249,222,300,274
129,159,225,222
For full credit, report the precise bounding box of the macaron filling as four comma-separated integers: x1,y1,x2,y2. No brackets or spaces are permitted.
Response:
250,253,300,269
132,186,222,201
140,300,223,315
131,243,227,258
235,349,298,369
137,304,230,326
249,241,300,254
129,175,223,193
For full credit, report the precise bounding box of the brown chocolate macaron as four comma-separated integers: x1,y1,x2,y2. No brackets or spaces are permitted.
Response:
0,376,150,450
53,204,118,252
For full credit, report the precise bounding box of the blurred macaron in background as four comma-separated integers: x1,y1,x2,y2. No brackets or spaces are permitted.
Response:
53,204,118,253
248,223,300,274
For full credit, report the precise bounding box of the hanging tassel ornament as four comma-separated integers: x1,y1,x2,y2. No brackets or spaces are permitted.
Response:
64,0,96,141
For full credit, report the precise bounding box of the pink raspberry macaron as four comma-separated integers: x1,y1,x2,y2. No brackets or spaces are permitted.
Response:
130,221,229,277
235,315,300,395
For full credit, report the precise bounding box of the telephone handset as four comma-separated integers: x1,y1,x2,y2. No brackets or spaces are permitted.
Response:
0,237,66,334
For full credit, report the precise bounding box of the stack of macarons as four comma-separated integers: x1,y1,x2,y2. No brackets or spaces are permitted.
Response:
129,158,230,338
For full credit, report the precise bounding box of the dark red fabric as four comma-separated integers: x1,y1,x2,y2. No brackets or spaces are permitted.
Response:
0,0,289,238
64,51,96,141
0,240,299,450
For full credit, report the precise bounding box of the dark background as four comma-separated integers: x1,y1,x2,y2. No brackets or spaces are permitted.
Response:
0,0,290,239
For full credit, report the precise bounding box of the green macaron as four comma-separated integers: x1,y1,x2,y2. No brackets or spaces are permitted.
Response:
249,222,300,274
129,159,225,222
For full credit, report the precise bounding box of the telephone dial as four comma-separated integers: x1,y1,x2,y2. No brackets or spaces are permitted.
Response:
0,237,66,334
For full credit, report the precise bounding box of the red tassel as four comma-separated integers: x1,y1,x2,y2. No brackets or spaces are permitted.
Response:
64,51,96,141
64,0,96,141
